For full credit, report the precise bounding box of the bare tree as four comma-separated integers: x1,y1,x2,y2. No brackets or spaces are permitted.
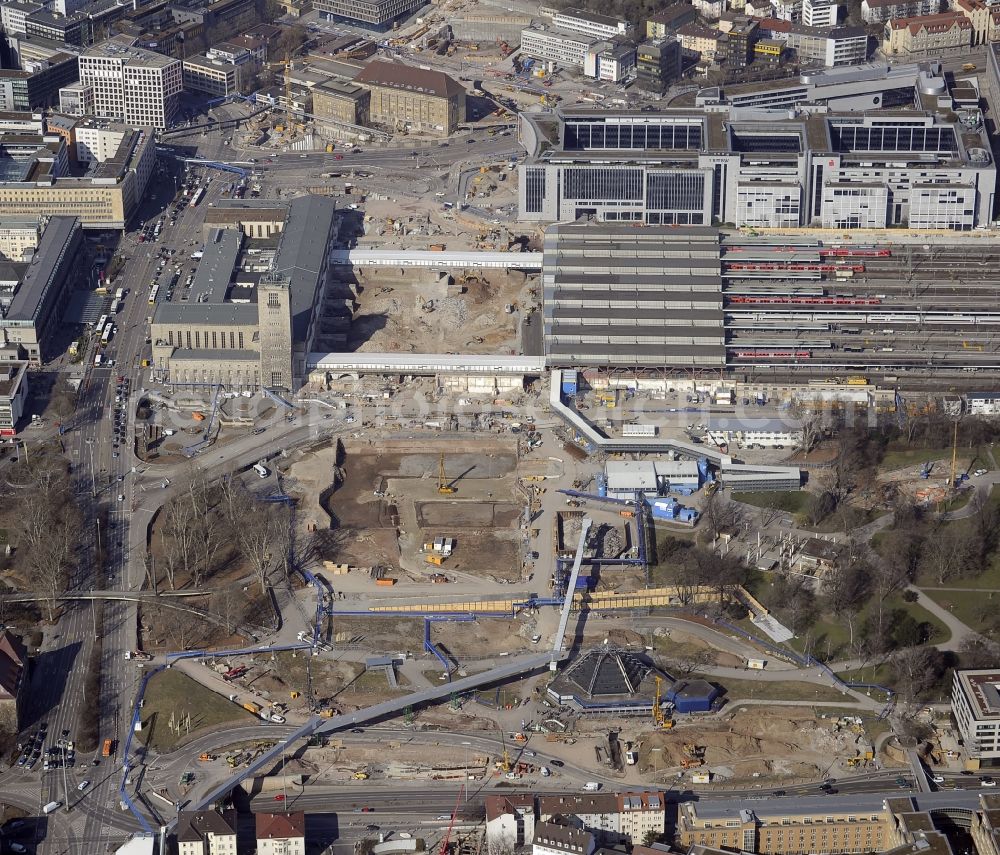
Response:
210,587,242,634
221,486,290,595
13,463,81,621
161,496,197,588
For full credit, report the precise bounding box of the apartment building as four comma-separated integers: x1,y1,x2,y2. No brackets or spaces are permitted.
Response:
677,798,898,853
646,3,699,37
537,793,665,845
803,0,841,25
486,795,537,851
552,7,631,39
79,35,182,129
0,216,81,363
256,812,306,855
677,24,721,59
175,810,238,855
694,0,727,17
519,106,995,231
312,0,426,30
954,0,990,43
534,824,595,855
862,0,940,23
884,11,971,53
767,0,797,19
952,670,1000,768
354,60,464,136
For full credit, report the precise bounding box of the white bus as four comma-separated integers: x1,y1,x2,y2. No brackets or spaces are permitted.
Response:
148,284,159,305
115,287,125,302
96,314,108,334
100,326,113,348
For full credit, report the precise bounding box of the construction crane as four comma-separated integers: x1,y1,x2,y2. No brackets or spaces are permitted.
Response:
498,729,511,773
438,784,466,855
438,453,456,495
950,419,960,489
653,676,674,729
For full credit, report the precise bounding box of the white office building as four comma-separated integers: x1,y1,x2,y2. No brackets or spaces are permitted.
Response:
79,34,182,129
966,392,1000,416
953,670,1000,769
551,7,630,40
705,418,804,449
519,107,996,231
521,26,597,69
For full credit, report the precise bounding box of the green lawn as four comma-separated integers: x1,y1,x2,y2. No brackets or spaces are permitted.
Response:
922,589,1000,638
732,491,809,514
137,670,254,753
801,506,880,534
835,664,894,686
749,573,950,660
713,676,848,702
880,444,992,473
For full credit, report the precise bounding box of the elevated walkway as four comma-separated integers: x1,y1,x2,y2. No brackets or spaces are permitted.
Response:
186,651,559,815
329,249,542,270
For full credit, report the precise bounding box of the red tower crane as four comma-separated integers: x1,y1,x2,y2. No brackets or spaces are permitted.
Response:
438,784,466,855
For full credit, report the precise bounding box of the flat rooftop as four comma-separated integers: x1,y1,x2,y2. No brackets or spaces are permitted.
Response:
84,34,177,67
6,216,77,322
956,670,1000,720
189,228,241,304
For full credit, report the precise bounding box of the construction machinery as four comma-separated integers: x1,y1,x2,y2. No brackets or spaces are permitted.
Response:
438,453,456,495
653,676,675,729
438,784,466,855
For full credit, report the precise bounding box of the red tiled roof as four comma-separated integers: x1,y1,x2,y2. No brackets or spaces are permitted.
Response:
256,812,306,840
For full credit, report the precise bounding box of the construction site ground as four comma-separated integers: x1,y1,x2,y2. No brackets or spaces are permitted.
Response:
633,706,885,785
343,264,532,355
286,438,526,583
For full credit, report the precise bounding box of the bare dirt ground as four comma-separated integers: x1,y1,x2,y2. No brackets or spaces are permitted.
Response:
347,267,529,355
635,707,876,783
286,439,523,580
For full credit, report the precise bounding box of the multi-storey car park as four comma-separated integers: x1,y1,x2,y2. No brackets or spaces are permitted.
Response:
542,224,1000,385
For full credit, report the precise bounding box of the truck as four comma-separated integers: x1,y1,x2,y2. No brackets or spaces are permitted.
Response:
124,650,152,661
243,702,262,715
253,462,270,479
102,738,114,757
583,782,601,791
